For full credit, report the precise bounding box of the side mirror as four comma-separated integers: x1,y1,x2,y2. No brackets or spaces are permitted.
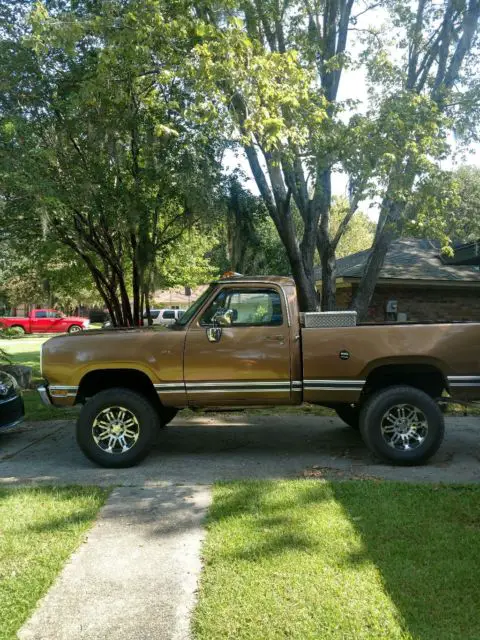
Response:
206,326,222,343
214,308,234,326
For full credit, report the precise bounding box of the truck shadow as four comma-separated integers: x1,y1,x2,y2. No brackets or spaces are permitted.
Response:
153,415,368,458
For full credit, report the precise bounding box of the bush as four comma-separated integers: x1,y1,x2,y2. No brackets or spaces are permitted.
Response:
0,326,24,338
0,329,13,363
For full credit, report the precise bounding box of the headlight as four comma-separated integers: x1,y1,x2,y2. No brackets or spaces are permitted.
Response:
0,372,18,396
83,320,90,327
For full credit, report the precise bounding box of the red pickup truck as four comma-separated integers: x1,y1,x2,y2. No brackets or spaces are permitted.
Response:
0,309,89,334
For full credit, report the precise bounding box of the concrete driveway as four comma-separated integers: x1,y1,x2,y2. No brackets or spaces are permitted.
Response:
1,412,480,485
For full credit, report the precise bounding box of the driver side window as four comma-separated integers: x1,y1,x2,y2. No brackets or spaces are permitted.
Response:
200,288,283,326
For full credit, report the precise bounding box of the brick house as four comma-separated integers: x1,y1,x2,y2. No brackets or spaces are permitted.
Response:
315,238,480,323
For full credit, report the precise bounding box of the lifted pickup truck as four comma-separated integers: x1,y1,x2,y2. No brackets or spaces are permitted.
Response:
1,309,89,334
39,275,480,468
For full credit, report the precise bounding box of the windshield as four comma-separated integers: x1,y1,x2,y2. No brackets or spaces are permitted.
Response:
175,285,215,326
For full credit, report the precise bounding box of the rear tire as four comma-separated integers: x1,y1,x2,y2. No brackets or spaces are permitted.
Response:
76,388,160,468
334,404,360,430
11,325,26,335
360,385,445,466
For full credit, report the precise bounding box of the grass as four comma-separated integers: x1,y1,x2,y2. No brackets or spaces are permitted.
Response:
0,336,47,382
22,389,80,422
0,486,109,640
194,480,480,640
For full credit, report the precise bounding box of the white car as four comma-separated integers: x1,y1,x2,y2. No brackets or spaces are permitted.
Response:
142,308,184,326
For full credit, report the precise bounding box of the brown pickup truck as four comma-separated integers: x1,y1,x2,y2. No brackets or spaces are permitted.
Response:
38,275,480,468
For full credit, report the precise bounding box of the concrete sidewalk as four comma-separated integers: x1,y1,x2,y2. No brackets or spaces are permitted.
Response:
19,485,211,640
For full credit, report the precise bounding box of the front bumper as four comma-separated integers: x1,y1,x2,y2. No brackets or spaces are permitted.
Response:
0,393,25,429
38,385,52,406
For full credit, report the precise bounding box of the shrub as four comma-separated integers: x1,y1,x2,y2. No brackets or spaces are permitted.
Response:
0,326,24,338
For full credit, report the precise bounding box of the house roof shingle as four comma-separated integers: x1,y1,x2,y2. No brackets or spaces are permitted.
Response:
314,238,480,282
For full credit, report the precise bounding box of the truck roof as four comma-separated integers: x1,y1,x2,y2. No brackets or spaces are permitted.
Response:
214,275,295,286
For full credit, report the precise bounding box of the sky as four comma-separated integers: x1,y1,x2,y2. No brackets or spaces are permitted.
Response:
223,4,480,222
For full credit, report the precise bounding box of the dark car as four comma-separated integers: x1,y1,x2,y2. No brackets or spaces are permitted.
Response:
0,371,24,429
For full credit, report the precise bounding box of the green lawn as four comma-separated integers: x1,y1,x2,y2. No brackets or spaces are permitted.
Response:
0,486,108,640
0,336,78,421
194,480,480,640
0,336,47,382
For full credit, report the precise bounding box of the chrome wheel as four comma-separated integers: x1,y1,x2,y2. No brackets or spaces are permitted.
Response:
92,406,140,454
381,404,428,451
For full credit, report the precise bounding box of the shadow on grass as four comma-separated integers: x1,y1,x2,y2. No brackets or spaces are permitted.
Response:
0,485,108,535
331,482,480,639
205,480,480,639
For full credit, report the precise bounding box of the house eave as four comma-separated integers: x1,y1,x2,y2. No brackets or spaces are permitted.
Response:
341,277,480,288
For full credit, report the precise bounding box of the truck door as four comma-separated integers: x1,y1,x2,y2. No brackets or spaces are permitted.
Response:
33,310,52,332
183,285,291,406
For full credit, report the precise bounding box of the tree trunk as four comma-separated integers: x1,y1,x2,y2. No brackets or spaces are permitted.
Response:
289,256,318,311
350,201,403,320
132,259,140,326
144,288,152,326
320,244,336,311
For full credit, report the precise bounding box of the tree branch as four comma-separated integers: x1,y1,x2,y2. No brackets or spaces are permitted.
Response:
407,0,427,90
443,0,480,92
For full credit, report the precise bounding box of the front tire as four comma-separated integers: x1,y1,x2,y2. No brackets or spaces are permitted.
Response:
76,388,160,468
360,385,445,466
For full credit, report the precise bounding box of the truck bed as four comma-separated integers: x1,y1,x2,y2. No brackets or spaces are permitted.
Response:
302,322,480,404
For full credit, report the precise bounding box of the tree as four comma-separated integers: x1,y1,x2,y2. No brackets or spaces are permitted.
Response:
211,176,291,275
447,166,480,242
192,0,376,311
191,1,480,316
351,0,480,318
0,0,223,325
330,198,375,258
0,223,103,312
153,227,220,290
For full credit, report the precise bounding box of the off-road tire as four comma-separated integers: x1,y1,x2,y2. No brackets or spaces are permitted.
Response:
76,387,160,468
334,404,360,430
360,385,445,466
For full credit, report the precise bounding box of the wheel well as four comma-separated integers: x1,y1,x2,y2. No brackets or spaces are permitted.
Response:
77,369,161,409
364,364,446,399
